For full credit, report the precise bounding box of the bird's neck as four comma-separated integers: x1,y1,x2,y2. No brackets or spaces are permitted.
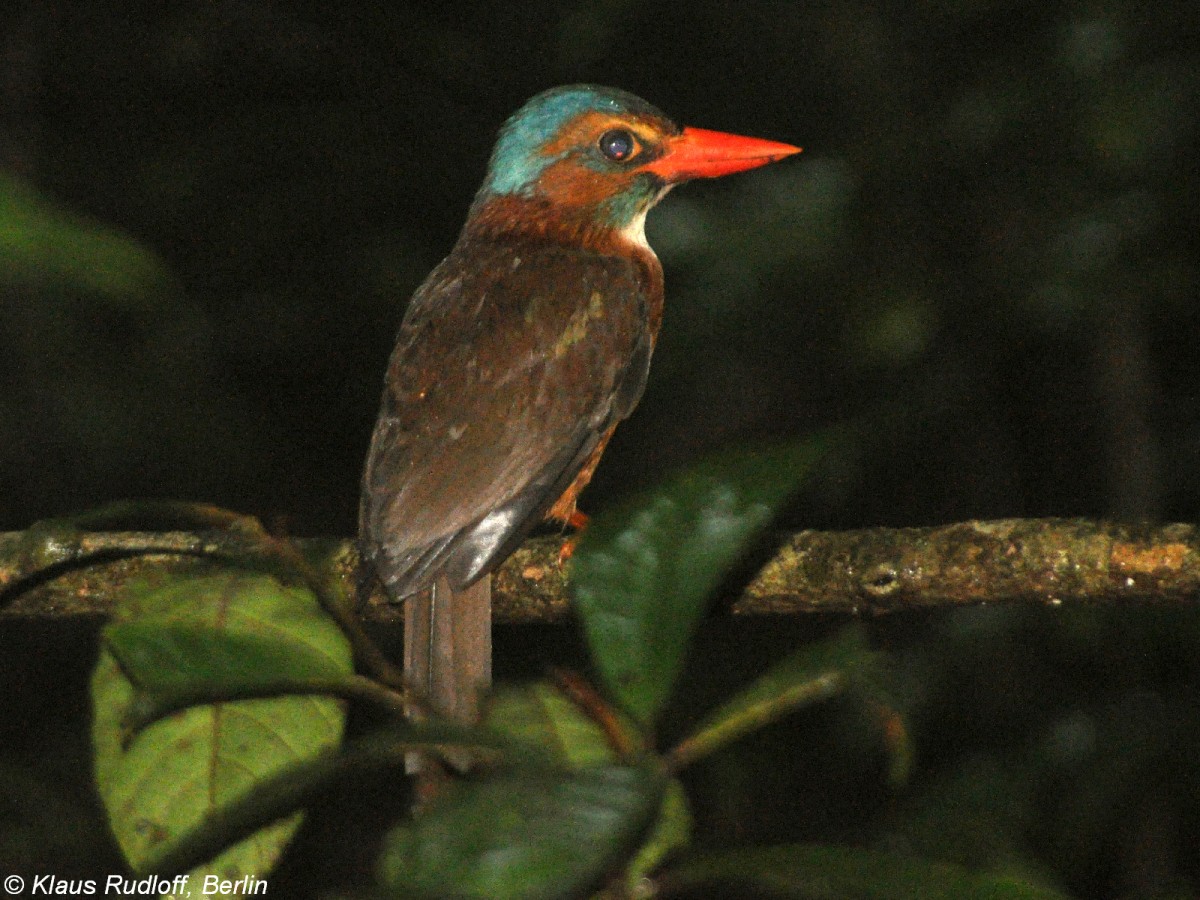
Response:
464,193,655,259
461,192,665,343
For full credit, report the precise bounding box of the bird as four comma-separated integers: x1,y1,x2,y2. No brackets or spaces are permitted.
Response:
360,84,800,729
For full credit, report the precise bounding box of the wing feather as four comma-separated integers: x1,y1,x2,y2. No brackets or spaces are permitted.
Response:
360,237,653,598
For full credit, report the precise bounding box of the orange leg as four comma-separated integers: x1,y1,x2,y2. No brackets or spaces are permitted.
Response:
547,426,615,566
557,509,590,565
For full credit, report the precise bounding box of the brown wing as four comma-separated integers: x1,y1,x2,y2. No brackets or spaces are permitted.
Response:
359,237,654,599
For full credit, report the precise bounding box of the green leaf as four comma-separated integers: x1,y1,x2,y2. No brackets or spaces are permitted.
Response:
485,681,621,767
106,620,352,694
92,573,353,883
485,683,691,890
377,765,665,900
670,627,875,769
140,726,512,877
572,439,829,726
663,845,1071,899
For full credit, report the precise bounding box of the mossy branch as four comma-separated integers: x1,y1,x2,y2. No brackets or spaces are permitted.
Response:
2,518,1199,623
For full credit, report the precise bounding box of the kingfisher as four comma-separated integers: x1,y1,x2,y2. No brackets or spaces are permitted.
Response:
360,85,800,727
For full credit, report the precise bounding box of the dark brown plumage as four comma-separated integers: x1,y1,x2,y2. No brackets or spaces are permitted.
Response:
359,233,661,599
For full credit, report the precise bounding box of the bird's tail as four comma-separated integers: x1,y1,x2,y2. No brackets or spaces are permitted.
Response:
404,575,491,773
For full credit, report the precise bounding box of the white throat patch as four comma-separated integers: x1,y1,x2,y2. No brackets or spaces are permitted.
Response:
618,184,673,251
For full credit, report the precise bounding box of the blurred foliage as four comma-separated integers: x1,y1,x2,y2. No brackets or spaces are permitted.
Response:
1,0,1199,897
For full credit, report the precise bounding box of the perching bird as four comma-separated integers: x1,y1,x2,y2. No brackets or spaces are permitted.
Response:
360,85,800,727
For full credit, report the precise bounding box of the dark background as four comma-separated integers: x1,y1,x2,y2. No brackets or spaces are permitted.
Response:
4,1,1196,535
3,2,1199,896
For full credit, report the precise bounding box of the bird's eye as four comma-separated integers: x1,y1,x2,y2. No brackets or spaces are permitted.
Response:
598,129,637,162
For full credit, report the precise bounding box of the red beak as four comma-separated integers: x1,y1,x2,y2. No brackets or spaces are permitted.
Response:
643,126,802,182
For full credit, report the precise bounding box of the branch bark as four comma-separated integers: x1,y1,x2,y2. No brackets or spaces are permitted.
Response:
2,518,1199,623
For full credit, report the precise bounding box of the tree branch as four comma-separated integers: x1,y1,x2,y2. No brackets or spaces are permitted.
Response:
2,518,1198,623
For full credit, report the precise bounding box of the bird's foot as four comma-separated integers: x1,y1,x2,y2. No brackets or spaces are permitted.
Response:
556,510,590,566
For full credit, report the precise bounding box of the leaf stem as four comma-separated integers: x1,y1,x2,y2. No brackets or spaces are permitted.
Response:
551,668,643,762
123,674,408,742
